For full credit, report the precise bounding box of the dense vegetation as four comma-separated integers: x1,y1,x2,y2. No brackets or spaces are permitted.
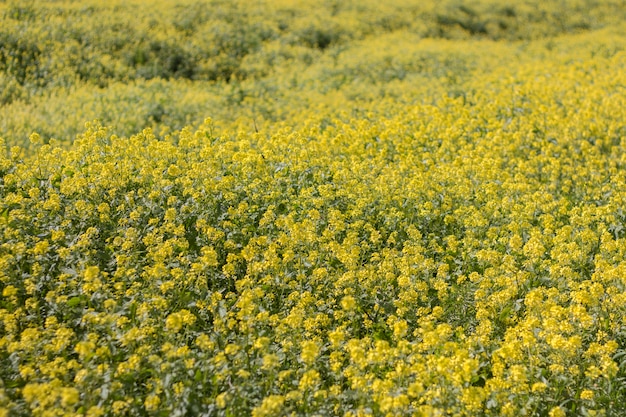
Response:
1,1,625,416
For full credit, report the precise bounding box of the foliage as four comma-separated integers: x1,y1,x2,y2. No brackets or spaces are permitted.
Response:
0,1,626,416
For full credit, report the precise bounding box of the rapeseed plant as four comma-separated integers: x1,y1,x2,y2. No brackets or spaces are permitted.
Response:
1,1,626,416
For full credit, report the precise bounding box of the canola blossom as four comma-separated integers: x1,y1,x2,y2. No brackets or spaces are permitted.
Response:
1,1,626,416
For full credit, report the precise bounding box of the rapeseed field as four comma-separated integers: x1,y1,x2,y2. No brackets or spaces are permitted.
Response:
1,1,625,416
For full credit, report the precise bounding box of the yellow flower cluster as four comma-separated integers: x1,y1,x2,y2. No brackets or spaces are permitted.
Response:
1,1,626,416
2,0,626,143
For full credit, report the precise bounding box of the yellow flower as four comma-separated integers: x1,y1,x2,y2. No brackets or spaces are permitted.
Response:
29,132,42,145
262,353,279,370
112,400,129,414
167,164,181,177
580,389,594,400
392,319,408,339
28,187,40,199
195,334,214,351
216,392,228,409
87,406,105,417
341,295,357,311
144,395,160,412
299,369,320,391
165,309,196,332
548,407,566,417
200,246,219,267
60,387,80,407
165,313,183,333
252,395,285,417
75,340,95,359
84,265,99,281
531,382,547,392
329,328,345,348
300,340,319,365
2,285,17,297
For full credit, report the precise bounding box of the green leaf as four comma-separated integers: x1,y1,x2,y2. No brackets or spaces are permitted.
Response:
67,296,83,307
